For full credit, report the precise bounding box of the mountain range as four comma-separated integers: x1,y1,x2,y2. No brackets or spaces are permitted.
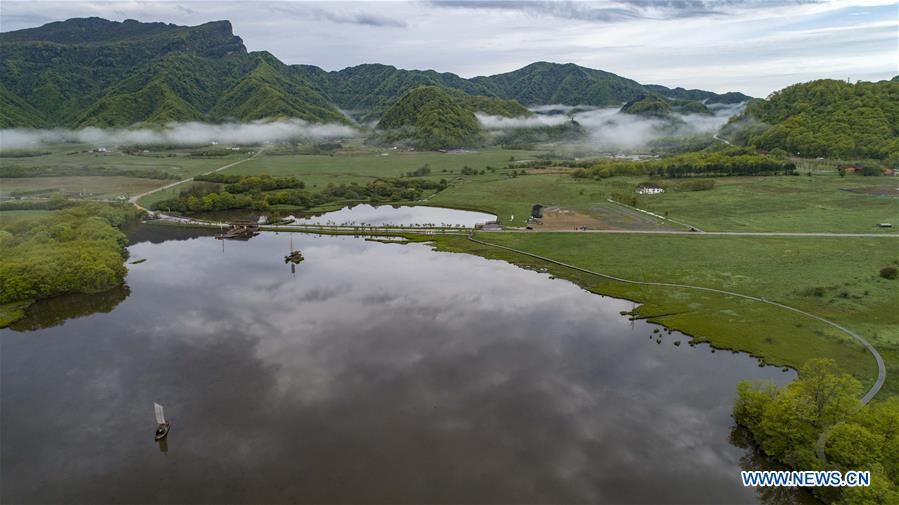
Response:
0,17,752,129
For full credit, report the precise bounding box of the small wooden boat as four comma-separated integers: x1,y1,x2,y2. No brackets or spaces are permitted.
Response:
284,250,304,264
284,236,304,264
154,403,170,441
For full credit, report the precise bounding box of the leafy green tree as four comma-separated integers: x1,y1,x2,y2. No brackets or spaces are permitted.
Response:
825,422,884,468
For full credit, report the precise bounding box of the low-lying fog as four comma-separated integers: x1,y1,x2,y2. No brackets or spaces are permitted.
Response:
0,103,744,152
0,119,359,150
478,102,744,150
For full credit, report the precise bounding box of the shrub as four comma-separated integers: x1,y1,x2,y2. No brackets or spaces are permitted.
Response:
880,266,898,280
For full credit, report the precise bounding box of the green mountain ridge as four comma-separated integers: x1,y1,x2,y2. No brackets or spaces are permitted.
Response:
724,78,899,160
644,84,752,105
620,94,673,117
0,18,347,127
0,17,753,130
375,86,530,149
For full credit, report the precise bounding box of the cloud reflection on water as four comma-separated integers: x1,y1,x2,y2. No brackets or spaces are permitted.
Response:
1,231,799,504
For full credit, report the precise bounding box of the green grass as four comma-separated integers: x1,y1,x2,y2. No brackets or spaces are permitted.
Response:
427,172,615,227
222,147,546,187
0,209,54,223
1,145,248,178
427,172,899,232
428,232,899,397
0,176,168,199
633,175,899,233
2,145,252,208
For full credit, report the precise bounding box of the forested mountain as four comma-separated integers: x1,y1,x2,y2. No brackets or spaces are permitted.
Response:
725,78,899,159
375,86,529,149
471,62,649,106
0,18,347,127
644,84,752,104
1,17,751,129
293,63,494,121
620,94,673,117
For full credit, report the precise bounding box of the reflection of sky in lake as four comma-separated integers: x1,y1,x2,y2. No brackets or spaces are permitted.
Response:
292,204,495,227
1,231,798,504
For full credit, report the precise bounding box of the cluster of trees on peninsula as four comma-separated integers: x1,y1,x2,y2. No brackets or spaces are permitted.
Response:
571,148,796,179
154,174,448,213
734,359,898,504
0,203,140,319
727,78,899,161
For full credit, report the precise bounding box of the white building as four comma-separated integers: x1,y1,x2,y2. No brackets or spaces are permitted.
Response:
636,186,664,195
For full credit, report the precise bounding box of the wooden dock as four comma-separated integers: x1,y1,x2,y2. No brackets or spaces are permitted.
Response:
216,221,260,240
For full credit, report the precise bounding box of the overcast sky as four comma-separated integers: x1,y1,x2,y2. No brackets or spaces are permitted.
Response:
1,0,896,96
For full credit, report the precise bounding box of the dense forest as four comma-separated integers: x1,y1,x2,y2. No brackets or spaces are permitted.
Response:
726,79,899,161
735,359,898,504
619,94,674,118
572,148,796,179
375,86,530,149
0,203,141,324
154,174,447,213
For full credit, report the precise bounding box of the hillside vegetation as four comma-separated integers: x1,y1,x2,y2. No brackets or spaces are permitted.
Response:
620,94,673,117
726,79,899,160
1,18,751,129
0,203,141,326
0,18,347,127
376,86,529,149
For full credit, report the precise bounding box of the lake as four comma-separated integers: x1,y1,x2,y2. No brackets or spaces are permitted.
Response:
292,204,495,227
0,227,814,504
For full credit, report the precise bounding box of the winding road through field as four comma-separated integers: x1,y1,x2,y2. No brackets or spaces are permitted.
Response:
129,148,263,212
465,234,886,404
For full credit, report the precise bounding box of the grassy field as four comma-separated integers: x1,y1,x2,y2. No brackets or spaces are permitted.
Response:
428,172,899,232
635,175,899,233
137,147,547,210
0,209,53,222
1,145,251,205
428,232,899,397
222,147,545,187
1,146,248,177
0,176,166,200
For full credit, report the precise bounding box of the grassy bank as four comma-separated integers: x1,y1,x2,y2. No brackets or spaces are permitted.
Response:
426,232,899,397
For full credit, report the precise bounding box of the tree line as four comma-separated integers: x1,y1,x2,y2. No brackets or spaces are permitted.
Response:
571,149,796,179
734,359,898,504
154,175,448,213
0,203,141,309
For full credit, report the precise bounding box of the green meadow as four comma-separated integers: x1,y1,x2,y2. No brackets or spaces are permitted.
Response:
429,232,899,396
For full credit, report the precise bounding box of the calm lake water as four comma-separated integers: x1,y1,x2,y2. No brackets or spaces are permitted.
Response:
1,227,814,504
292,204,495,227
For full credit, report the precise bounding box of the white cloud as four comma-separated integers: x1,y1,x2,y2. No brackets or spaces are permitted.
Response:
0,119,358,149
477,103,744,149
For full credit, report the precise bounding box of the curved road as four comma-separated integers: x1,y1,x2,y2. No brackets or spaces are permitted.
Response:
466,234,886,404
129,149,264,212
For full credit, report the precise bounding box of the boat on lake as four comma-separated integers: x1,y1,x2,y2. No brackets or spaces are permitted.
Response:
284,236,304,264
154,403,170,441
